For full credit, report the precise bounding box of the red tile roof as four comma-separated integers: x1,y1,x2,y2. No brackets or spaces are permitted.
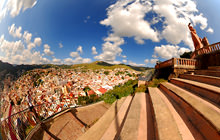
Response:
98,88,107,94
88,90,96,96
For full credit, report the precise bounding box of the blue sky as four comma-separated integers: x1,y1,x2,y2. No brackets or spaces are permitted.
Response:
0,0,219,67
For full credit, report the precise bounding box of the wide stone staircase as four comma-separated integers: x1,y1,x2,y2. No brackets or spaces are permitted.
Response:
77,66,220,140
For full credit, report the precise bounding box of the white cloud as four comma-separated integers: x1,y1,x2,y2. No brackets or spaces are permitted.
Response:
0,35,25,58
59,43,63,48
64,58,73,65
206,27,214,34
64,57,91,65
122,59,127,63
94,34,124,63
0,0,37,21
8,24,22,38
66,47,91,64
0,34,50,64
144,59,149,64
152,54,158,58
99,0,213,63
152,0,212,49
44,44,54,56
23,31,32,44
70,51,79,58
121,55,126,58
154,44,190,59
82,58,92,63
101,0,159,43
52,58,62,64
150,59,159,64
91,46,98,55
128,61,145,67
34,37,42,46
77,45,83,53
27,42,36,50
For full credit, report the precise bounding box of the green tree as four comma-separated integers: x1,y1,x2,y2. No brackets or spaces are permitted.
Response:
104,71,110,75
180,51,192,58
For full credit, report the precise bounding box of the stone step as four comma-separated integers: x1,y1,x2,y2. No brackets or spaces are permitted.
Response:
179,74,220,87
208,66,220,71
170,78,220,107
148,87,182,140
195,70,220,77
150,87,195,140
159,82,220,140
101,96,133,140
77,97,127,140
119,92,149,140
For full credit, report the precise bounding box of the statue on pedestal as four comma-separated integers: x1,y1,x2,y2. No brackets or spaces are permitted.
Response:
188,23,209,51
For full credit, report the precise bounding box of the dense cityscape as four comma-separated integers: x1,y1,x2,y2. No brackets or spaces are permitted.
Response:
0,67,139,136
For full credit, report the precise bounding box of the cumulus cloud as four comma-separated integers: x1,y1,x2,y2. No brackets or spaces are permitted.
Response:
52,58,62,64
27,42,36,50
70,51,79,58
99,0,213,63
152,0,213,50
44,44,54,56
65,46,91,65
94,34,124,63
91,46,98,55
64,57,91,65
122,59,127,63
150,59,159,64
34,37,42,46
77,45,83,53
121,55,126,58
101,0,159,43
128,61,145,67
0,34,50,64
206,27,214,33
23,31,32,44
59,43,63,48
2,25,94,65
153,44,191,59
0,35,25,58
0,0,37,21
8,24,22,38
64,58,73,65
144,59,149,64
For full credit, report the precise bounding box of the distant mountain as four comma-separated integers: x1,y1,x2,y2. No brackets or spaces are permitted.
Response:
0,61,52,82
0,60,14,72
71,61,152,71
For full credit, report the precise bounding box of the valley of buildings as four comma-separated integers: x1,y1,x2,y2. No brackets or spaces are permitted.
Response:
0,68,139,121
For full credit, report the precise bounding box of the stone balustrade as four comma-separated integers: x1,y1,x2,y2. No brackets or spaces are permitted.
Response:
155,58,196,69
195,42,220,56
173,58,196,69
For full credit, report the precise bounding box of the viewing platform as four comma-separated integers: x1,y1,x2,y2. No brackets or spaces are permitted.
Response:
191,42,220,58
155,58,196,69
155,42,220,79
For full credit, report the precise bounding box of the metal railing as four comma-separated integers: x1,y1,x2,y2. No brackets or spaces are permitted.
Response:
0,99,74,140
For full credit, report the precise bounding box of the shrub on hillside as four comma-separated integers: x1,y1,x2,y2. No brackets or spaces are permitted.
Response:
135,84,147,93
103,80,137,104
148,78,167,87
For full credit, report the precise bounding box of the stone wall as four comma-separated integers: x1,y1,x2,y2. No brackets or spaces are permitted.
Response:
196,50,220,69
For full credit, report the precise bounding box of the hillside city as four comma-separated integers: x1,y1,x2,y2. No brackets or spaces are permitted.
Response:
0,67,139,122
